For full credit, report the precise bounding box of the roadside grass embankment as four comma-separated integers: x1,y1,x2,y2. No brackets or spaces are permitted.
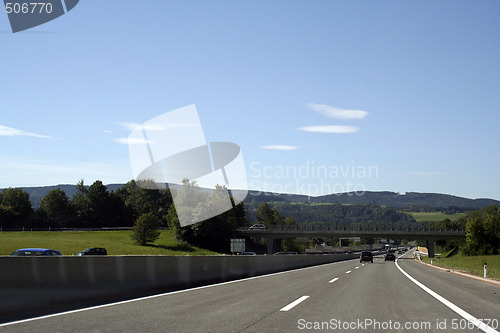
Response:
0,230,217,256
420,252,500,280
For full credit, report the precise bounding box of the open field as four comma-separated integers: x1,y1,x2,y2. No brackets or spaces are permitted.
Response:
420,252,499,280
0,230,218,256
407,211,466,222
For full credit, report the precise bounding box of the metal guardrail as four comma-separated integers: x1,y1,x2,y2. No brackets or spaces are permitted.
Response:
0,227,170,232
238,224,466,233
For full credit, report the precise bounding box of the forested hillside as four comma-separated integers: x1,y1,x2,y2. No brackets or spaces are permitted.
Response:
245,202,416,225
244,190,499,210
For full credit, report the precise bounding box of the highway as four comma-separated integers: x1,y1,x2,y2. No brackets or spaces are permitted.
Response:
1,251,499,332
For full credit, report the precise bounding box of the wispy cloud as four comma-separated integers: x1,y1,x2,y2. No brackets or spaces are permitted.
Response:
116,122,164,131
0,125,51,139
298,125,359,133
114,137,155,145
407,171,446,176
308,103,368,120
116,122,197,132
260,145,298,150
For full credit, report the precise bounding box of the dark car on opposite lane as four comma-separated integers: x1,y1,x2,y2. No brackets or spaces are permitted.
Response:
239,252,257,255
77,247,107,256
9,248,62,256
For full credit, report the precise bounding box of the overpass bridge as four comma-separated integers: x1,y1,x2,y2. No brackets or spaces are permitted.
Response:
238,224,466,257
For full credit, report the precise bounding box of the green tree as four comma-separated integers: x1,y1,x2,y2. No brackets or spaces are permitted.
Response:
87,180,112,227
39,189,75,227
360,237,374,245
168,183,247,252
483,209,500,254
463,205,500,255
0,188,33,216
282,216,302,252
131,213,161,246
71,180,90,226
256,203,277,226
115,179,173,224
0,203,16,229
71,180,128,228
0,188,33,227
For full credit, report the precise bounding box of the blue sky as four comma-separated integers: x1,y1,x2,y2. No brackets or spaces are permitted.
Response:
1,0,499,200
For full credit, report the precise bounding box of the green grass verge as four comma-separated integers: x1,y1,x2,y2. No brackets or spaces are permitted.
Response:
406,211,466,222
420,252,499,279
0,230,218,256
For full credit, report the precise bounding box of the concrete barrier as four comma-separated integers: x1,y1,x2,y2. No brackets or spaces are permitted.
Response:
0,253,358,321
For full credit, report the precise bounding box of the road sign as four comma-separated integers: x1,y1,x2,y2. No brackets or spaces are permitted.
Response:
231,239,245,253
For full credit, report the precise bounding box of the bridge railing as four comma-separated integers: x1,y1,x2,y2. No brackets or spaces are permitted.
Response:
239,224,465,233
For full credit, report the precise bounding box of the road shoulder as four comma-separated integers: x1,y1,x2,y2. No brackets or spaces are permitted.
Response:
413,256,500,286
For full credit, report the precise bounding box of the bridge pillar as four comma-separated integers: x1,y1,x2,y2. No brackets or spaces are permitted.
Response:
426,240,435,258
267,238,282,254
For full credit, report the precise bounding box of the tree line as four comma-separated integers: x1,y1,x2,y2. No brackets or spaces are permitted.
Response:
0,179,247,252
1,181,498,255
246,201,416,227
0,180,172,230
424,205,500,256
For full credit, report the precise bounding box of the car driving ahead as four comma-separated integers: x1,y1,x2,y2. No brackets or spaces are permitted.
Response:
360,251,373,263
385,252,396,261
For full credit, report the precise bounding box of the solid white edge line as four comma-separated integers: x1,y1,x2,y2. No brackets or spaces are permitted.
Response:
395,257,499,333
280,296,310,312
0,257,359,327
328,277,339,283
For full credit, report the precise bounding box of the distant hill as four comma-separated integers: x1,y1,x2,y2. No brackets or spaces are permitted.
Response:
312,191,500,209
244,201,417,225
0,184,125,209
244,190,500,210
1,185,499,210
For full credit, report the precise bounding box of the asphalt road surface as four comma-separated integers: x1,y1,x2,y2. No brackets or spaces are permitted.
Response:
1,251,499,332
